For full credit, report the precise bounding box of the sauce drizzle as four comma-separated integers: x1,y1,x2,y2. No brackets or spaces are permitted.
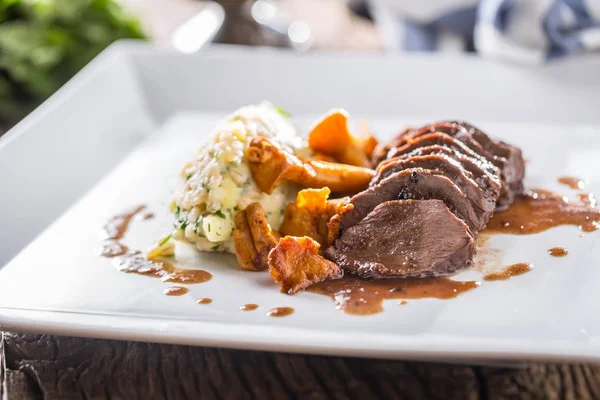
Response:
197,298,212,304
101,205,146,240
484,263,533,281
308,277,479,315
267,307,294,317
163,286,189,296
241,304,258,311
558,176,585,190
98,241,128,258
548,247,568,257
113,255,212,284
485,190,600,234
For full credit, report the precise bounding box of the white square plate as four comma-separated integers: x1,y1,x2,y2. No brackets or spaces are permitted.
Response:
1,42,600,363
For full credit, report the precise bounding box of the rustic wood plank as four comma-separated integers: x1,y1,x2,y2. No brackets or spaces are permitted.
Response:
3,332,600,400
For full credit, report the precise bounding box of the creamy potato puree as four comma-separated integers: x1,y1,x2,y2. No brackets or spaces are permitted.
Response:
171,103,309,253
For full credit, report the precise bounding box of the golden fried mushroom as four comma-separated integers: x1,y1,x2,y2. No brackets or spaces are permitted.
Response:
233,202,278,271
246,137,305,194
307,109,379,168
280,188,331,245
268,236,343,294
280,187,352,248
247,137,375,195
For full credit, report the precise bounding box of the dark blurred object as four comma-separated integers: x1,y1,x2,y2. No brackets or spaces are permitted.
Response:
347,0,372,21
214,0,382,51
0,0,145,131
214,0,312,50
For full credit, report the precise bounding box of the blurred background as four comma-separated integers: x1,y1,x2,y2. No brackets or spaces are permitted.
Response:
1,0,598,134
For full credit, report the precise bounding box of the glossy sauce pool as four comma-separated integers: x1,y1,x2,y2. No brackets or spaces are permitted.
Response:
557,176,585,190
241,304,258,311
113,255,212,284
267,307,294,317
101,205,146,240
483,263,534,281
548,247,568,257
485,190,600,234
308,277,479,315
163,286,189,296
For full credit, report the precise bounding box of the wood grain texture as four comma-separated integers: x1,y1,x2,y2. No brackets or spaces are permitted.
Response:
2,332,600,400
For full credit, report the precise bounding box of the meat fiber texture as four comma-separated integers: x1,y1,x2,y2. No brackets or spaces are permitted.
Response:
329,121,525,278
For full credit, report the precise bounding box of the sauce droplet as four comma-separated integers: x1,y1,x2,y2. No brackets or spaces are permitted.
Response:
241,304,258,311
548,247,568,257
197,298,212,304
308,277,479,315
163,286,189,296
101,205,147,240
140,212,155,220
484,263,533,281
98,241,128,258
114,255,212,284
577,193,597,208
558,176,585,190
399,301,408,306
485,190,600,235
267,307,294,317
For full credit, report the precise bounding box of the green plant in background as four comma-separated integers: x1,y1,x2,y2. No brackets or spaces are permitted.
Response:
0,0,145,130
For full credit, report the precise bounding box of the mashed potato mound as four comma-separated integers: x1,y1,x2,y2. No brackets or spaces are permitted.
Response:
171,103,309,253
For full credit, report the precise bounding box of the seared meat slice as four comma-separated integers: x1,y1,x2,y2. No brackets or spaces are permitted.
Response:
389,132,491,167
327,200,475,278
342,168,482,234
373,154,496,217
389,145,501,202
386,122,524,208
388,132,517,209
404,121,502,169
450,121,525,208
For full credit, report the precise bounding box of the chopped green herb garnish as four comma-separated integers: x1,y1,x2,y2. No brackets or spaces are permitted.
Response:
185,174,192,180
275,106,291,118
208,223,211,232
180,221,188,230
159,235,172,247
211,245,219,251
215,210,226,219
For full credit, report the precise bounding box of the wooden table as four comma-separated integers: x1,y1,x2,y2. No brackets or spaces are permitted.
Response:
2,2,600,399
2,331,600,399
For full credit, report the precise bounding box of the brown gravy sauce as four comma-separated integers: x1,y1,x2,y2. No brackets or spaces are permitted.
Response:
101,205,147,240
163,286,189,296
558,176,585,190
308,277,479,315
484,263,533,281
577,192,597,208
113,255,212,284
197,298,212,304
548,247,569,257
267,307,294,317
140,212,155,220
398,301,408,306
485,189,600,234
98,241,128,258
241,304,258,311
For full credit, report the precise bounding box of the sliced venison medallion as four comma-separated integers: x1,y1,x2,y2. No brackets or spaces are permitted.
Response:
388,121,525,208
373,154,496,217
342,168,483,234
388,132,517,209
387,145,501,202
327,200,475,278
